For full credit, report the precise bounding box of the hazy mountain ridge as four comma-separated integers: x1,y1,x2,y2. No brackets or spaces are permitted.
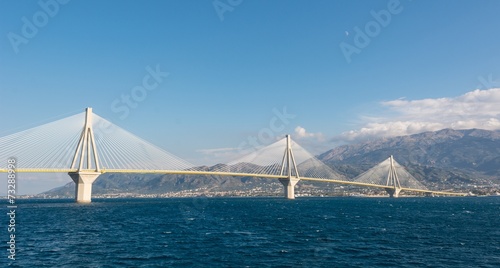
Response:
320,129,500,168
43,128,500,197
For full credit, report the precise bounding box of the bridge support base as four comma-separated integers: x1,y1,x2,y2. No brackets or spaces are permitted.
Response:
386,187,402,198
279,177,300,199
69,172,100,203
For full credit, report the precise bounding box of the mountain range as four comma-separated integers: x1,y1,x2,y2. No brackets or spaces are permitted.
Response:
43,128,500,197
319,128,500,191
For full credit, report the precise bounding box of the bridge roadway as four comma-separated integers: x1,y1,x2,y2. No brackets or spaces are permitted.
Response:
0,168,467,197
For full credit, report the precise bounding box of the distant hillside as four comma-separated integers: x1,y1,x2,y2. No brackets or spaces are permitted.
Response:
319,129,500,191
45,172,283,197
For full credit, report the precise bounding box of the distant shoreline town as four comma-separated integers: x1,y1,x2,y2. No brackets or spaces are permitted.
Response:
4,184,499,200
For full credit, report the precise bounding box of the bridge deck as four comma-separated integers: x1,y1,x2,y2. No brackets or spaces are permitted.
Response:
0,168,467,196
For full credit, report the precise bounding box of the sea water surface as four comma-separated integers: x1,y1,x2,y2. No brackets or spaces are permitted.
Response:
3,197,499,267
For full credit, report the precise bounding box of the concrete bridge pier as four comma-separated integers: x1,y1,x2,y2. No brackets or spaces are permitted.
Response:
69,108,101,203
69,172,100,203
279,177,300,199
386,187,402,198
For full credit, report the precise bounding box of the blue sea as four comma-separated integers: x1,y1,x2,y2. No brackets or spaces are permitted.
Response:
2,197,499,267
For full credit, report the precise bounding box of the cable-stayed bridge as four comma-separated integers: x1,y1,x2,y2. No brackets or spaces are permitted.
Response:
0,108,465,202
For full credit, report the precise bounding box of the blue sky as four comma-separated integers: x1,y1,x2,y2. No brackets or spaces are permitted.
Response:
1,0,500,188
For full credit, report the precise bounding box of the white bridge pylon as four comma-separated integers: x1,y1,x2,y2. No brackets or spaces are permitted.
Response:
279,135,300,199
354,155,429,197
68,107,101,203
211,134,348,199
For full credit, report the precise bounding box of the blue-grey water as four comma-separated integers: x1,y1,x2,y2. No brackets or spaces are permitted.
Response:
2,197,499,267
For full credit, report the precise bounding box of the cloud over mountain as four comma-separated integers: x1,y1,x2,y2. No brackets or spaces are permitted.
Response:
337,88,500,142
294,126,324,140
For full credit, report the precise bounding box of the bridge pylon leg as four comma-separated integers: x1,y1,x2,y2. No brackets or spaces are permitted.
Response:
279,177,300,199
279,135,300,199
386,187,401,198
69,172,100,203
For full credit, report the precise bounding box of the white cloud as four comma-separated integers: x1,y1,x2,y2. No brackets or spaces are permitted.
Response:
294,126,324,141
337,88,500,142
